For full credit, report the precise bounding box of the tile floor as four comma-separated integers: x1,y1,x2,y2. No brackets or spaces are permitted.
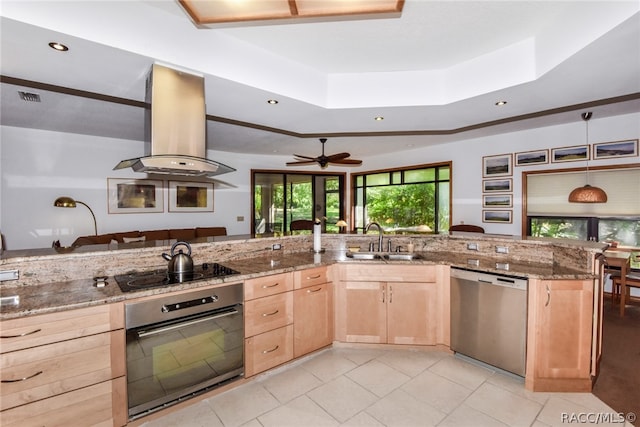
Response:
141,346,630,427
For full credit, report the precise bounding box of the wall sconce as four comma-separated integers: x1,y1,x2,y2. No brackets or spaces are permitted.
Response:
54,196,98,235
568,112,608,203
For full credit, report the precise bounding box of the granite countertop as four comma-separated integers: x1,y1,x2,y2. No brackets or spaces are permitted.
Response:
0,249,595,320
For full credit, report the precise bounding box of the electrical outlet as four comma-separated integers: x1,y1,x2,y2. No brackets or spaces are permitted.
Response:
467,243,478,251
236,216,244,222
272,244,282,250
496,246,509,254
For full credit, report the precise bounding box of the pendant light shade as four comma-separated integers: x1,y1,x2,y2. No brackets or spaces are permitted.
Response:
568,184,608,203
568,112,608,204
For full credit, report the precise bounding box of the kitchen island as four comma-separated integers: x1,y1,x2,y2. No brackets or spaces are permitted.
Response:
0,233,606,426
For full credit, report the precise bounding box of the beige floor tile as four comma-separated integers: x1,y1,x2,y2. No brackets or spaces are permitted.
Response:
300,351,358,382
486,371,551,405
401,369,473,413
258,395,339,427
439,403,509,427
259,365,323,403
377,347,445,377
366,388,446,427
140,401,222,427
205,382,279,427
346,359,411,397
429,355,494,389
340,411,386,426
465,382,542,426
332,346,388,365
307,375,378,422
536,395,629,427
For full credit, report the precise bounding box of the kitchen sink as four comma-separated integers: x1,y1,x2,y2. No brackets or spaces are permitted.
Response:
346,252,422,261
383,253,423,261
346,252,381,260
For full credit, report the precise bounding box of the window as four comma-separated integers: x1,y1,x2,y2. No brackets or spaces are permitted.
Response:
352,162,451,234
525,166,640,247
252,171,345,233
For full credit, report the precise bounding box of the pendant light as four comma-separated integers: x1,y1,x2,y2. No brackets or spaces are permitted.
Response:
568,112,608,203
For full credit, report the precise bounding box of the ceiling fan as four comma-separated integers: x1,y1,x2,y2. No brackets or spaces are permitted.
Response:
286,138,363,168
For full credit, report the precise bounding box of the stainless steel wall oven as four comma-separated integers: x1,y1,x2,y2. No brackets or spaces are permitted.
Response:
125,283,244,420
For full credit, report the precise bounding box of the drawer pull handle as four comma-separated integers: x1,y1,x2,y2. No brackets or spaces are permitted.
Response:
307,287,322,293
1,328,42,339
545,284,551,307
306,274,321,280
262,309,280,317
1,370,43,383
262,283,280,289
262,345,279,354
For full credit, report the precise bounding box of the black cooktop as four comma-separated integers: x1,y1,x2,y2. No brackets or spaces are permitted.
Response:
114,263,240,293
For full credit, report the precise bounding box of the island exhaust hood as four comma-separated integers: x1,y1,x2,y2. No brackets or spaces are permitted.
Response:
114,64,235,177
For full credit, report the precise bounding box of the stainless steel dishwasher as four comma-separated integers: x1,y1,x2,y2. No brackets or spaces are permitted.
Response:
450,267,528,376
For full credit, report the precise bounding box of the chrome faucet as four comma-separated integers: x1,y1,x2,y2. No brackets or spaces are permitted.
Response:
365,222,384,252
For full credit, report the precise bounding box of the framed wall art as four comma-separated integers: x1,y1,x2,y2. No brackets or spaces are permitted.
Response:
482,178,512,193
482,194,513,208
107,178,164,214
592,139,638,160
169,180,214,212
551,145,589,163
482,210,512,224
482,153,512,178
515,149,548,166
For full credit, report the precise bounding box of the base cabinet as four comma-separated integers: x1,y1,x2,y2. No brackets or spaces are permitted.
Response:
335,264,444,345
243,272,294,377
526,278,595,392
293,266,333,358
0,304,126,426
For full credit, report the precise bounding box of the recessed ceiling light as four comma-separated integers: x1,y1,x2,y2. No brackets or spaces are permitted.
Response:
267,99,279,105
495,100,507,106
374,116,384,121
48,42,68,52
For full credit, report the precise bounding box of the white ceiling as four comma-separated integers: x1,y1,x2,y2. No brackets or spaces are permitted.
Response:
1,1,639,161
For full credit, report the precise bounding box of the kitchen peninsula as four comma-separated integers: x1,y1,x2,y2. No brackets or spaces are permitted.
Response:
0,233,606,426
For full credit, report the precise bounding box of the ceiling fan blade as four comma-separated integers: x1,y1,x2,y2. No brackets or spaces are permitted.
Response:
331,158,363,165
292,154,317,160
287,160,318,166
326,152,351,161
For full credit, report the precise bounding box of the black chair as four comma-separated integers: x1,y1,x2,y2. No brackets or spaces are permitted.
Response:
449,224,485,234
290,220,315,231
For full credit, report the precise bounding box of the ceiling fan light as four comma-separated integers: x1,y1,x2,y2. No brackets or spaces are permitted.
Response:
568,185,608,203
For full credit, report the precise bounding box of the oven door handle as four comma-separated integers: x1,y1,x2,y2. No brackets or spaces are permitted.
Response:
137,307,239,338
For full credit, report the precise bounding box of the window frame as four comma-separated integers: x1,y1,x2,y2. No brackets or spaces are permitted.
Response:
350,161,452,234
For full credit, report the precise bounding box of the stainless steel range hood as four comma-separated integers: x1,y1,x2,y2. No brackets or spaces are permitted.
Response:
114,64,235,177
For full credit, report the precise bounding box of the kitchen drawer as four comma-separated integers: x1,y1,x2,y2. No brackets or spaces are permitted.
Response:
0,303,124,354
244,324,293,377
244,272,293,301
338,264,436,283
0,376,126,427
294,266,328,289
1,330,125,411
244,292,293,337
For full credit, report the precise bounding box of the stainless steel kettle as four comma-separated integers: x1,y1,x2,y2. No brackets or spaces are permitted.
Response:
162,241,194,275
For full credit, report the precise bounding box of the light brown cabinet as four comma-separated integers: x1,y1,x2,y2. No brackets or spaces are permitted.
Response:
335,264,445,345
293,266,333,357
525,278,596,392
0,303,126,427
244,272,294,377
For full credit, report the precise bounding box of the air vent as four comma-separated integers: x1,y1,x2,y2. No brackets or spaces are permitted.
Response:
18,91,41,102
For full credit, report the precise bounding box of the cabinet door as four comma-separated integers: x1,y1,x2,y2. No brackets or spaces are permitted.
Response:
335,281,386,343
386,282,439,345
526,279,594,391
293,283,334,357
